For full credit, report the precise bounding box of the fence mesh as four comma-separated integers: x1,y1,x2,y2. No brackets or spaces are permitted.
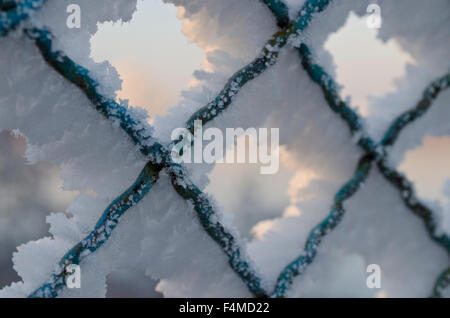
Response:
0,0,448,298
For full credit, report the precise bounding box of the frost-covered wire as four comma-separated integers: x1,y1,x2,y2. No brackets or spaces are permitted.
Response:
167,162,267,297
186,0,331,132
381,74,450,148
377,75,450,253
295,44,450,296
0,0,44,36
271,154,374,297
25,26,268,298
261,0,450,297
300,49,450,294
297,42,450,254
25,27,165,163
297,43,376,153
29,162,162,298
299,39,450,250
258,1,374,154
300,52,450,295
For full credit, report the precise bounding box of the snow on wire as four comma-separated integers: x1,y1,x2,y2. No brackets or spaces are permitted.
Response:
0,0,448,298
264,0,450,297
23,27,266,298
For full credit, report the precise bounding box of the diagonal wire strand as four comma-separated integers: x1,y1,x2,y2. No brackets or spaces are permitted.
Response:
186,0,332,132
271,154,374,297
29,162,161,298
273,51,450,297
302,45,450,294
300,40,450,254
26,27,165,161
167,162,268,297
261,0,450,297
376,75,450,254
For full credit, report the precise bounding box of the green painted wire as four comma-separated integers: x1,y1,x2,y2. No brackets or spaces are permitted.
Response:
185,0,332,133
271,154,374,297
260,0,450,297
25,27,267,298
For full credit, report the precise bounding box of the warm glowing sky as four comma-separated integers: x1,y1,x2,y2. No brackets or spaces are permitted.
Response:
399,136,450,201
324,12,416,115
90,0,203,119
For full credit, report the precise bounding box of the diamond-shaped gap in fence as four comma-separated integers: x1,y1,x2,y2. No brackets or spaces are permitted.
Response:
399,136,450,209
205,144,293,238
324,10,415,117
0,0,449,298
89,0,203,119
